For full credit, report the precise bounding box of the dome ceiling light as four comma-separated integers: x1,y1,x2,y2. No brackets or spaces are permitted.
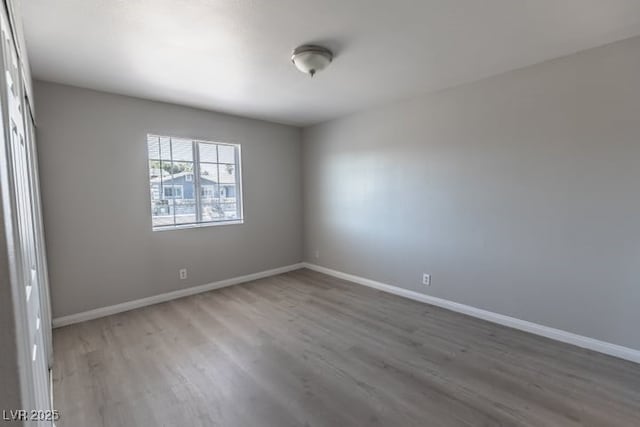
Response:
291,45,333,77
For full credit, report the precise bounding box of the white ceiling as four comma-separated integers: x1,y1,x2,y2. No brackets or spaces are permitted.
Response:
22,0,640,126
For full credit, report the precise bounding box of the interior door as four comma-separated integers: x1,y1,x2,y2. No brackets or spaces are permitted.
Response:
0,9,51,421
25,104,53,368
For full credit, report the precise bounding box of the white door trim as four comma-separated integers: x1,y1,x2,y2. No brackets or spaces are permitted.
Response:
0,4,52,418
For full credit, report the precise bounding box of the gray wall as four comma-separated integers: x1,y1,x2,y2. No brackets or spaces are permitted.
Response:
35,81,302,318
303,36,640,350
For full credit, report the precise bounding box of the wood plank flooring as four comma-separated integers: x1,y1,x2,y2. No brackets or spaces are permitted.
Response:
52,268,640,426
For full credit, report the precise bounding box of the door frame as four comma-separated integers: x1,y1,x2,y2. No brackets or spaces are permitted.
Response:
0,4,52,418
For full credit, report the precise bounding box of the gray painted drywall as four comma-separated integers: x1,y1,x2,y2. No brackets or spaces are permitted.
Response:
34,81,302,318
302,36,640,351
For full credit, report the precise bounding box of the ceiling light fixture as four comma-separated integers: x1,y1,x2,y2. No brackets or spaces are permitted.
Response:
291,45,333,77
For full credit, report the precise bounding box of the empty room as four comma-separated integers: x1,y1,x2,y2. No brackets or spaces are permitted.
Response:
1,0,640,426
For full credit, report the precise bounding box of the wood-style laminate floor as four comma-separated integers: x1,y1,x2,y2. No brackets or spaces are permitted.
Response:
53,269,640,427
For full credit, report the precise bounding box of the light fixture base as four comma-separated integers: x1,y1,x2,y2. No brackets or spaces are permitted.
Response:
291,45,333,77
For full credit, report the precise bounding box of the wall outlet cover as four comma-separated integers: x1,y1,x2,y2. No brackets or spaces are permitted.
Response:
422,273,431,286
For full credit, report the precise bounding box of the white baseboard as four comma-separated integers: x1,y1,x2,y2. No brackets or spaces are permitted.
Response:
52,263,305,328
302,262,640,364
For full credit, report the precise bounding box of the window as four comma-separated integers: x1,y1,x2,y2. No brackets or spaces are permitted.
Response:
201,185,215,198
163,185,183,199
147,134,243,230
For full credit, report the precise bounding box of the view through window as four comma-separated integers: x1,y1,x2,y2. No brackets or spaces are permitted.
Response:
147,135,243,229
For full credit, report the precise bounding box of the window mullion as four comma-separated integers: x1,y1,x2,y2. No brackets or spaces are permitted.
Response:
193,141,202,223
216,145,221,214
157,136,164,225
170,137,176,226
234,145,242,220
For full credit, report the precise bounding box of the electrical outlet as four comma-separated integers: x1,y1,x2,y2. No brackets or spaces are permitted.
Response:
314,250,320,259
179,268,188,280
422,273,431,286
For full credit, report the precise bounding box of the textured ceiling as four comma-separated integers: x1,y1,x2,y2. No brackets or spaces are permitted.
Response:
22,0,640,126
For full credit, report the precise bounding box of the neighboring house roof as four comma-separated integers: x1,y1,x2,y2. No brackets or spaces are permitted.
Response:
150,172,218,185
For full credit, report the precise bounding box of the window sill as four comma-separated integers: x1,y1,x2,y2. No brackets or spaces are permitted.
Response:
152,219,244,232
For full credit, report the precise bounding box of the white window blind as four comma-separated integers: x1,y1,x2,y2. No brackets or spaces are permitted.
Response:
147,134,243,230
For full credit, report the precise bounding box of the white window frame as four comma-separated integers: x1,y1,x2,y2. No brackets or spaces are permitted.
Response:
147,134,244,230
